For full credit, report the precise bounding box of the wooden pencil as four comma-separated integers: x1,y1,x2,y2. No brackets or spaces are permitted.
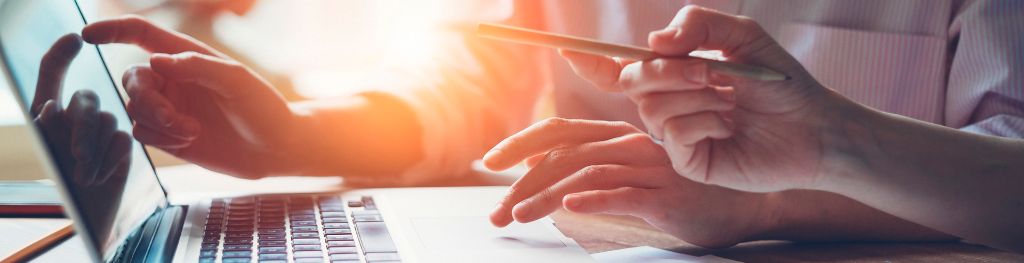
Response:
1,224,74,263
477,22,789,81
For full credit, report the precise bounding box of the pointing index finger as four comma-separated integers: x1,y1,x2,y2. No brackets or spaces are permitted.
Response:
81,15,221,57
33,33,83,116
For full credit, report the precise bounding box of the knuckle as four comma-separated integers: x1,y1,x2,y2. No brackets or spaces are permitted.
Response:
609,120,641,133
618,63,640,89
580,165,611,180
735,15,766,34
540,117,570,130
620,133,654,146
545,147,576,163
122,14,149,25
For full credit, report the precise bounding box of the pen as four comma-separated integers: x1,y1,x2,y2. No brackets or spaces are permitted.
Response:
477,22,790,81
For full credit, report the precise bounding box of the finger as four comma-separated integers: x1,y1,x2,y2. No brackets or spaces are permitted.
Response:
618,58,710,99
132,124,195,149
149,52,255,99
648,5,766,57
491,133,667,227
32,34,83,116
483,118,640,171
558,49,632,91
67,90,101,164
96,131,132,185
663,112,734,146
90,113,117,185
33,100,63,128
662,113,731,179
637,89,735,139
512,165,673,223
562,187,658,216
123,66,200,139
81,15,221,56
524,154,546,169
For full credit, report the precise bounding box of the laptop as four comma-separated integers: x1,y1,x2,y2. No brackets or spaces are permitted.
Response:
0,1,594,262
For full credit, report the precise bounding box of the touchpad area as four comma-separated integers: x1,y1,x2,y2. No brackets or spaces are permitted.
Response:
410,216,567,251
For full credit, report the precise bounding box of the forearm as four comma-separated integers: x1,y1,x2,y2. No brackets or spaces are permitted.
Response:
757,189,956,242
819,90,1024,252
290,92,424,178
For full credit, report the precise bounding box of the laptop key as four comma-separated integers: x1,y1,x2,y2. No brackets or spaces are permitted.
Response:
330,253,359,260
258,253,288,260
327,241,356,247
223,251,253,258
291,226,318,232
353,215,383,222
292,251,325,258
292,232,320,239
224,244,252,251
260,234,287,241
259,240,287,247
222,258,252,263
293,245,322,251
325,229,351,235
322,217,347,223
365,252,400,261
292,238,321,245
354,222,397,253
326,235,354,241
323,223,349,229
259,246,287,254
290,215,316,221
291,221,317,227
328,247,358,254
294,258,324,263
319,206,345,212
225,238,254,245
321,212,347,218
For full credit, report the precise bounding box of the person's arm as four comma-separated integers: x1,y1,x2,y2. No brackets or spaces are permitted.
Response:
82,1,550,183
295,0,552,183
818,92,1024,252
518,5,1017,250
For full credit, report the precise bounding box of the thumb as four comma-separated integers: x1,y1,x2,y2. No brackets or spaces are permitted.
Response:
559,49,634,92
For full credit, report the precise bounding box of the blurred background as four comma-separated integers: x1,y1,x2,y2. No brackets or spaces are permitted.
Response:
0,0,513,180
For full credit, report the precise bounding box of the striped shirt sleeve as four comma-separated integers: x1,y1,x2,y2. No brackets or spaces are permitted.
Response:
947,0,1024,138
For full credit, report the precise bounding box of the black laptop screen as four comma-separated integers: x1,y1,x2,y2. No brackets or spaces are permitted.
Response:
0,0,166,260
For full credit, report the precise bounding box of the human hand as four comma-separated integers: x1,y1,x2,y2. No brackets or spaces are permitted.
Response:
483,118,775,248
560,6,832,192
82,16,306,178
31,34,132,186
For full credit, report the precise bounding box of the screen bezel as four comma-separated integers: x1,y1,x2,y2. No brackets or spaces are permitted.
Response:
0,0,172,261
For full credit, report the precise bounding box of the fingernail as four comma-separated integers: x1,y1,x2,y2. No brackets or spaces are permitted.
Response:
184,120,201,137
511,202,532,222
482,149,503,170
154,107,173,127
150,53,173,65
564,195,582,210
685,61,708,85
653,27,680,40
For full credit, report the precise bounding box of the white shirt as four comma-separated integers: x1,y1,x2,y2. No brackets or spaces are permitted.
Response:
380,0,1024,181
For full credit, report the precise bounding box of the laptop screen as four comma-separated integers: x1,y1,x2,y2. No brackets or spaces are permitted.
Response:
0,0,167,260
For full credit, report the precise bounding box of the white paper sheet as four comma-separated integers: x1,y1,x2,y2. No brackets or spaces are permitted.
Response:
592,246,741,263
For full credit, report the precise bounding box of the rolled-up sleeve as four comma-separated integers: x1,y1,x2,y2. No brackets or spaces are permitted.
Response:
946,1,1024,138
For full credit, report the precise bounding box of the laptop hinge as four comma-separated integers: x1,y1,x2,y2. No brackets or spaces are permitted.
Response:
111,205,187,263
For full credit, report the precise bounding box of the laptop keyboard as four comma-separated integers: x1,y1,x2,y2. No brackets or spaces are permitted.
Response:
200,195,400,263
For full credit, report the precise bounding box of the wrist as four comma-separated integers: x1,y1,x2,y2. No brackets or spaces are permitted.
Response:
275,103,322,175
812,89,881,193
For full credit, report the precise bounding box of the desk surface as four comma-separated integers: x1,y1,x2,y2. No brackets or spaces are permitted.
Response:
4,164,1023,262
